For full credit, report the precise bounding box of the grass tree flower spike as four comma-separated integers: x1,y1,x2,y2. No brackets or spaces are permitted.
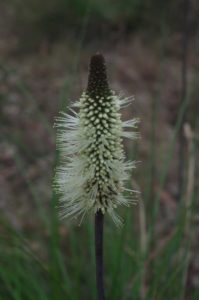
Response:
54,53,139,227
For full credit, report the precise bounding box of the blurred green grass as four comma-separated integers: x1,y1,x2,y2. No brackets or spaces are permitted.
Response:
1,0,199,299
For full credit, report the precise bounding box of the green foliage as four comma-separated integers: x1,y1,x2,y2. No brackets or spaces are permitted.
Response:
0,196,197,300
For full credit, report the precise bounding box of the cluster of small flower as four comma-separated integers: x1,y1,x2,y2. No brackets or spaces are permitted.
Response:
54,54,139,226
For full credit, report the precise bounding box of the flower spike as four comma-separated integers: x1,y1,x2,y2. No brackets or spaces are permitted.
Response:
54,54,139,227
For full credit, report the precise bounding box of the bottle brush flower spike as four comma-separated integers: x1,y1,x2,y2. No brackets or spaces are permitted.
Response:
54,54,139,226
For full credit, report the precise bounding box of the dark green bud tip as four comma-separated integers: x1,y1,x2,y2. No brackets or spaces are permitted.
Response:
87,53,111,99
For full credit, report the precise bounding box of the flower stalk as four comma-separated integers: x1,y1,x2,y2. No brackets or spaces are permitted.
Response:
95,210,105,300
54,53,139,300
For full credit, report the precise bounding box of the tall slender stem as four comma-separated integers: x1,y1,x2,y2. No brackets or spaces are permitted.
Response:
178,0,190,200
95,210,105,300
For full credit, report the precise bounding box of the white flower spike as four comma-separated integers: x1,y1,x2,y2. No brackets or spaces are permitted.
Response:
54,54,139,226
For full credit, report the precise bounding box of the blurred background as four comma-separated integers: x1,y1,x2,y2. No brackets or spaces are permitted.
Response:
0,0,199,299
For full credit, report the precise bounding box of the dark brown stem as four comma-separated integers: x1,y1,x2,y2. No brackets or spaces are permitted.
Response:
95,210,105,300
178,0,190,200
